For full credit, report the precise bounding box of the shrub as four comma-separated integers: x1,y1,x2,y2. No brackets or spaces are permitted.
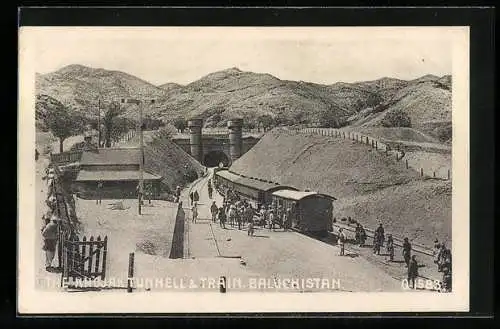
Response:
434,125,452,142
381,110,412,128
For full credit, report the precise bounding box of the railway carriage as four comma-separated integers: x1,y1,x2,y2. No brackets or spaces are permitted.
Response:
214,169,297,207
271,190,336,236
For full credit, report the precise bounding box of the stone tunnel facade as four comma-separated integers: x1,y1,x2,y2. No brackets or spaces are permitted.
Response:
173,119,260,167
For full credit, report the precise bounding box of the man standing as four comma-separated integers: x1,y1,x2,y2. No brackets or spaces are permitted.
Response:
433,239,441,269
442,265,452,292
175,186,181,203
210,201,218,222
96,181,103,204
386,234,395,262
193,190,200,204
218,206,226,229
207,184,213,199
191,202,198,223
338,228,347,256
189,191,194,206
408,255,419,289
268,210,275,231
402,237,412,268
41,217,59,271
376,223,385,247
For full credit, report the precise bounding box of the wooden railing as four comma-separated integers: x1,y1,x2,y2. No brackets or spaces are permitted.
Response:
50,150,83,164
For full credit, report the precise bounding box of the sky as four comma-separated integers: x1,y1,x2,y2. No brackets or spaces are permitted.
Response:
21,27,461,86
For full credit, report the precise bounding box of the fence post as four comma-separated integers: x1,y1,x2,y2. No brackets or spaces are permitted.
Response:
420,168,424,177
433,171,436,178
406,159,409,169
127,252,135,293
447,169,450,180
343,132,345,139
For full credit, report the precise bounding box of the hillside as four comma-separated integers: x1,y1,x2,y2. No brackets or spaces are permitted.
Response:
36,65,452,141
35,94,66,131
229,128,451,247
158,82,183,92
143,131,205,192
36,64,169,118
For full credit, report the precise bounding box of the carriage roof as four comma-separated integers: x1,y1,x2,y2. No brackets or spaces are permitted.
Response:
271,190,337,201
215,170,297,192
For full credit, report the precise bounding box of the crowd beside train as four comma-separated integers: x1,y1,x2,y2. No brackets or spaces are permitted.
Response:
178,175,452,293
186,180,297,237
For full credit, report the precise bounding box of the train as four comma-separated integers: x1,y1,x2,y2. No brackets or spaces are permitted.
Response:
213,169,336,236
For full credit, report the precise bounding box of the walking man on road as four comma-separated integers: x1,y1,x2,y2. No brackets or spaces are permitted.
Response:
408,255,419,289
441,265,452,293
191,202,198,223
210,201,218,222
338,228,347,256
386,234,395,262
96,181,103,204
402,237,412,268
175,186,181,203
376,223,385,247
218,206,226,229
207,184,213,199
433,239,441,269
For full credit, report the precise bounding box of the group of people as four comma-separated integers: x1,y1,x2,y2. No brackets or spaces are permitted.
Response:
41,166,63,271
257,203,294,231
433,239,453,292
338,220,452,292
211,199,256,232
206,184,296,236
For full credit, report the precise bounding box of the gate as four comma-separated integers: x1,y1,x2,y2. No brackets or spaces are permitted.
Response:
61,234,108,287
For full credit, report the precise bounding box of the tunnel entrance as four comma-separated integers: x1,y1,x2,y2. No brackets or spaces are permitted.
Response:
203,151,230,168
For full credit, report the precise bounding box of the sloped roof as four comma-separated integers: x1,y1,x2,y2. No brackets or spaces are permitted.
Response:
80,148,141,165
75,170,161,182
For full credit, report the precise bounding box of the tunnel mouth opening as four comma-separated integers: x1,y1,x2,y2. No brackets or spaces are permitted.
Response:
203,151,230,168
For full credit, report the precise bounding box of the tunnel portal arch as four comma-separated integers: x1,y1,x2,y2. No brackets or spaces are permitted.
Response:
203,150,231,168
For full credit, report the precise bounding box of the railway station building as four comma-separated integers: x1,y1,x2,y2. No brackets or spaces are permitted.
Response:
73,148,162,199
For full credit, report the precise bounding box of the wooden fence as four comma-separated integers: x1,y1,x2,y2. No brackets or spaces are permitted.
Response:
62,235,108,285
297,127,451,180
50,150,83,165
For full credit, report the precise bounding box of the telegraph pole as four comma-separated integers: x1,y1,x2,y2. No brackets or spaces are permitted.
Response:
97,98,101,148
138,100,144,215
123,98,154,215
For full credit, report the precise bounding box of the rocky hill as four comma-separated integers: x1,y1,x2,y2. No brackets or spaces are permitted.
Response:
36,64,169,118
36,65,452,141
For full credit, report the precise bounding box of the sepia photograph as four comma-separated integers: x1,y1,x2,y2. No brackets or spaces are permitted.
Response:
18,25,470,313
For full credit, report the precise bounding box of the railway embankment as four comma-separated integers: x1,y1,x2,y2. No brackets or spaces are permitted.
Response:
229,128,451,248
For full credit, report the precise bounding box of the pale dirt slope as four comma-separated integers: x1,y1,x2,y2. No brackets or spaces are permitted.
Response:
229,129,451,247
